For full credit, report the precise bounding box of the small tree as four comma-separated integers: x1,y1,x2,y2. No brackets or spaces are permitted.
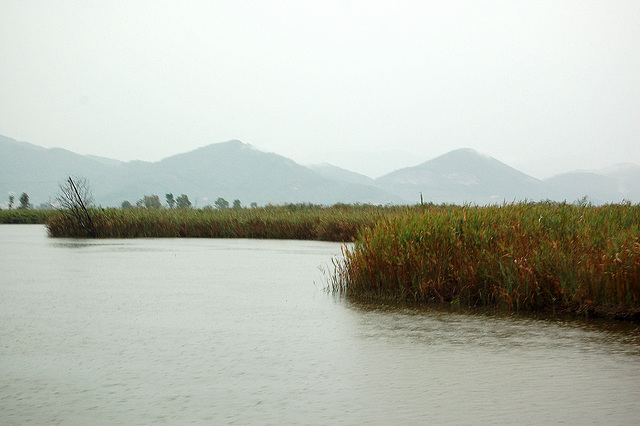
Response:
137,195,162,209
18,193,31,209
176,194,191,209
121,200,133,209
56,176,95,237
8,195,15,210
214,197,229,209
233,199,242,209
166,193,175,209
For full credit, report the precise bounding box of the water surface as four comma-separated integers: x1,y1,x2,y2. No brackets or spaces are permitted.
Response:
1,225,639,424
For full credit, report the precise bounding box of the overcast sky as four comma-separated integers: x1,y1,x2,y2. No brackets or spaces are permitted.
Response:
1,1,638,178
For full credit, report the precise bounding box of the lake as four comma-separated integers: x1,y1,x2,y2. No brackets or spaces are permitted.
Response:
1,225,639,424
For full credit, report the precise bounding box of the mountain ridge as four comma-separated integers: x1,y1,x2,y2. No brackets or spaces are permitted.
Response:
0,135,402,207
376,148,545,204
1,134,638,207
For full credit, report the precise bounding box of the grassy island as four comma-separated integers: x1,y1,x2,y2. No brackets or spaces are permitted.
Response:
46,203,395,241
30,201,640,320
331,202,640,320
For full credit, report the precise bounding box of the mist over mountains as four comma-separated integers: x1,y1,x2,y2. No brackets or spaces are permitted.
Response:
1,134,638,208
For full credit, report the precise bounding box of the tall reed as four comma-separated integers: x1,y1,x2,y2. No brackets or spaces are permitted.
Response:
46,204,399,242
0,209,57,224
332,202,640,319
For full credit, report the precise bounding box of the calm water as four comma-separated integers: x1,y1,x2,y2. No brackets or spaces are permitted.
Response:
1,225,639,424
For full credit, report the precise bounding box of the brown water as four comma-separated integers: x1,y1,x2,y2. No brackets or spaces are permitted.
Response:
1,225,639,424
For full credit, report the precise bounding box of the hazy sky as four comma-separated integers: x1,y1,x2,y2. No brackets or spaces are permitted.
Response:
1,1,639,178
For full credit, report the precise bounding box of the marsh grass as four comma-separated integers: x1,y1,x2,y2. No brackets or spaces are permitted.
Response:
45,200,640,318
46,203,397,241
0,209,57,224
331,202,640,320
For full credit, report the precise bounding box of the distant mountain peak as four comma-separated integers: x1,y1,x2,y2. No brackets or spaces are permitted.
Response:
375,146,543,204
2,133,638,206
223,139,250,147
452,147,480,154
431,147,494,163
197,139,251,151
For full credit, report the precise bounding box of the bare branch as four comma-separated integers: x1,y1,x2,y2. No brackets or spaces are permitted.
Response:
56,176,95,237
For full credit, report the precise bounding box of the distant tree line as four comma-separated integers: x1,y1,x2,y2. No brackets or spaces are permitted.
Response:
204,197,246,210
3,191,69,211
4,187,257,212
120,194,251,210
2,193,32,210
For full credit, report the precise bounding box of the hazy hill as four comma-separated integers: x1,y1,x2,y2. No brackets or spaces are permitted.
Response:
151,140,402,206
0,135,400,207
307,163,377,186
86,155,124,167
602,164,640,201
0,134,111,206
543,164,640,204
375,148,545,204
1,134,637,207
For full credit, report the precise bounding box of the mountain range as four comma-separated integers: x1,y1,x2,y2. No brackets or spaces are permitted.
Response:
1,134,638,208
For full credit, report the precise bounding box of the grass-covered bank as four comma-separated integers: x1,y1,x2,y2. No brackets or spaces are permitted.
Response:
331,202,640,320
43,200,640,319
0,209,57,224
46,204,398,241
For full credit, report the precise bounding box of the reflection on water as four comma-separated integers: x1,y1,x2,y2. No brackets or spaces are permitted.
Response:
50,240,94,249
50,239,166,252
344,299,640,357
1,225,639,424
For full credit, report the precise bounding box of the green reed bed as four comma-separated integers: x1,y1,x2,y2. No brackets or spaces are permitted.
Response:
332,202,640,320
0,209,57,224
46,204,399,242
